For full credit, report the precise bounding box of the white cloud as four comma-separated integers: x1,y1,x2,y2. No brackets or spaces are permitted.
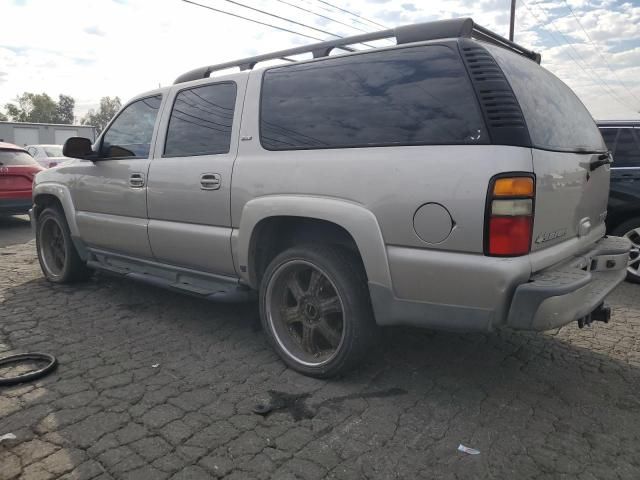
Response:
0,0,638,120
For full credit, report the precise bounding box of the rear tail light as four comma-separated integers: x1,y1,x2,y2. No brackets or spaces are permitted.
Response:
485,175,535,256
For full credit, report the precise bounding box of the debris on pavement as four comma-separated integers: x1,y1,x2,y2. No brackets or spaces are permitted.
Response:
458,444,480,455
0,433,17,443
151,363,160,368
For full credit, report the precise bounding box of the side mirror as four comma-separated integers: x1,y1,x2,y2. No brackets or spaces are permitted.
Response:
63,137,94,160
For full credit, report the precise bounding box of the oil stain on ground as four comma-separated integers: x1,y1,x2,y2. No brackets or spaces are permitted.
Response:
253,387,407,421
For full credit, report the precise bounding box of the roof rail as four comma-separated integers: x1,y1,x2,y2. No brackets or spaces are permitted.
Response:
174,17,541,84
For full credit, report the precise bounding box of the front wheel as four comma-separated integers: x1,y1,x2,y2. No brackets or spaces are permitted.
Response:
259,245,378,378
612,217,640,284
36,207,91,283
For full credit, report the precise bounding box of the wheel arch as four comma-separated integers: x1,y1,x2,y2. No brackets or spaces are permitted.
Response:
235,196,392,291
33,183,79,237
607,209,640,235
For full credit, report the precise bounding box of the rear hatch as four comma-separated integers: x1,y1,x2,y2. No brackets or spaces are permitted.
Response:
486,45,609,253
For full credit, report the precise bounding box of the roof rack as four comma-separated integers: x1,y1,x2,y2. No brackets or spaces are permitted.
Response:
174,17,541,84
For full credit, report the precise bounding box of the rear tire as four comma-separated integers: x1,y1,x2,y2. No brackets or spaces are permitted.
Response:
612,217,640,284
259,244,378,378
36,207,91,283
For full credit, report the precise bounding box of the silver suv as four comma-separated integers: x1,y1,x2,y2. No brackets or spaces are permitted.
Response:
31,19,630,377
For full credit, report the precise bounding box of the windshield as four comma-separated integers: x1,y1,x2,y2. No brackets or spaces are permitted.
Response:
0,149,39,166
43,146,63,157
486,44,606,153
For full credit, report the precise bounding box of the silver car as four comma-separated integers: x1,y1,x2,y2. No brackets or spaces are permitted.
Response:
30,18,631,377
26,144,68,169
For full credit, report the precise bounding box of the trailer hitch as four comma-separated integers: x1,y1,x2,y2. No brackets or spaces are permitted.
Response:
577,303,611,329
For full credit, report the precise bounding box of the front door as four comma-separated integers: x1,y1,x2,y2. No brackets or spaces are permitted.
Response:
70,94,163,258
146,78,245,276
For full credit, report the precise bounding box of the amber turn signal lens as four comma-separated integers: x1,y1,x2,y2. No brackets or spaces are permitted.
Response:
493,177,534,197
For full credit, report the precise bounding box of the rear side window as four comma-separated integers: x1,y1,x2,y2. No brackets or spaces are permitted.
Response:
0,150,38,166
613,129,640,167
101,95,162,158
164,82,236,157
487,45,605,153
599,128,618,151
260,45,487,150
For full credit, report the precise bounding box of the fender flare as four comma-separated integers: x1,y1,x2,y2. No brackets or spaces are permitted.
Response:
235,195,392,290
32,183,79,237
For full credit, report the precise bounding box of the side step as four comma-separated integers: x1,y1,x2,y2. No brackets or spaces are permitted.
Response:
86,249,255,303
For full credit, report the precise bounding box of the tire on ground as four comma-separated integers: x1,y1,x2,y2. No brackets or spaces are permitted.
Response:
36,206,91,283
259,243,378,378
612,217,640,284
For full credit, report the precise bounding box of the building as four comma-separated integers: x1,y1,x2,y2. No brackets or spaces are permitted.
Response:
0,121,96,147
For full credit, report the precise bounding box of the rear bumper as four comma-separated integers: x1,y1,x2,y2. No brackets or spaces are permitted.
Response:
0,198,32,215
370,235,630,332
506,236,630,330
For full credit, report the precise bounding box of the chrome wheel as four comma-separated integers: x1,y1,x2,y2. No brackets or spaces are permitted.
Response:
265,260,345,367
624,227,640,279
39,217,66,277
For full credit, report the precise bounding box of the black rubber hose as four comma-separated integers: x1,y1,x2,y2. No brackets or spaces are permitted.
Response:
0,353,58,386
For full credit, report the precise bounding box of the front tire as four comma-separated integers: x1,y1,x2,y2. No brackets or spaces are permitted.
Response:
612,217,640,284
259,244,378,378
36,207,91,283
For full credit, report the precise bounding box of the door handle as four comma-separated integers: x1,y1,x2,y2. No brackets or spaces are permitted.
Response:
200,173,221,190
129,173,145,188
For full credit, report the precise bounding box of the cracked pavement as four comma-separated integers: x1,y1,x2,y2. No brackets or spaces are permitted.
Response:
1,241,639,479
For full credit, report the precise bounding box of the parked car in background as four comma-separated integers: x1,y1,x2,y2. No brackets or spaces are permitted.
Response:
26,144,68,168
597,121,640,283
0,142,43,216
31,18,630,377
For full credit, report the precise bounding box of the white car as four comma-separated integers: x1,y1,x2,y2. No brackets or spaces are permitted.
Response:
26,144,68,168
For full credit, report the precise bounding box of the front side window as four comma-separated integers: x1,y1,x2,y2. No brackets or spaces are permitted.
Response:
44,146,63,157
260,45,487,150
487,45,605,153
614,128,640,168
101,95,162,158
164,82,236,157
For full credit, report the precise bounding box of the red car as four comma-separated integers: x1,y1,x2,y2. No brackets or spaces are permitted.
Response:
0,142,44,216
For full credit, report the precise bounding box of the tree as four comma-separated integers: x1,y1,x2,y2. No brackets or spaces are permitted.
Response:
56,94,75,124
4,92,76,124
0,110,7,121
82,96,121,134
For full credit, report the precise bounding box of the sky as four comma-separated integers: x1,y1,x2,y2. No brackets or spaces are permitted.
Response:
0,0,639,121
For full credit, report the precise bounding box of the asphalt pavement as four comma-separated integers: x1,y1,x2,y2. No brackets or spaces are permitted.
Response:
1,240,639,479
0,215,33,248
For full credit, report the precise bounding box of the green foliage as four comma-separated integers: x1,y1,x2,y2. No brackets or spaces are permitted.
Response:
81,96,122,134
56,94,75,124
4,92,76,124
0,110,7,121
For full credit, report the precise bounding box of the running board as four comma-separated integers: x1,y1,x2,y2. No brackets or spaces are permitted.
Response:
86,248,255,303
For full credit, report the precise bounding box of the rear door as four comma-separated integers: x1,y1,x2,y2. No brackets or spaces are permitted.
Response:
487,45,609,252
607,128,640,209
146,77,245,276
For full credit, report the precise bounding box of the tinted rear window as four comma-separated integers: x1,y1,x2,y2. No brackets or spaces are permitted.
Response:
260,45,487,150
486,45,605,153
0,150,38,166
